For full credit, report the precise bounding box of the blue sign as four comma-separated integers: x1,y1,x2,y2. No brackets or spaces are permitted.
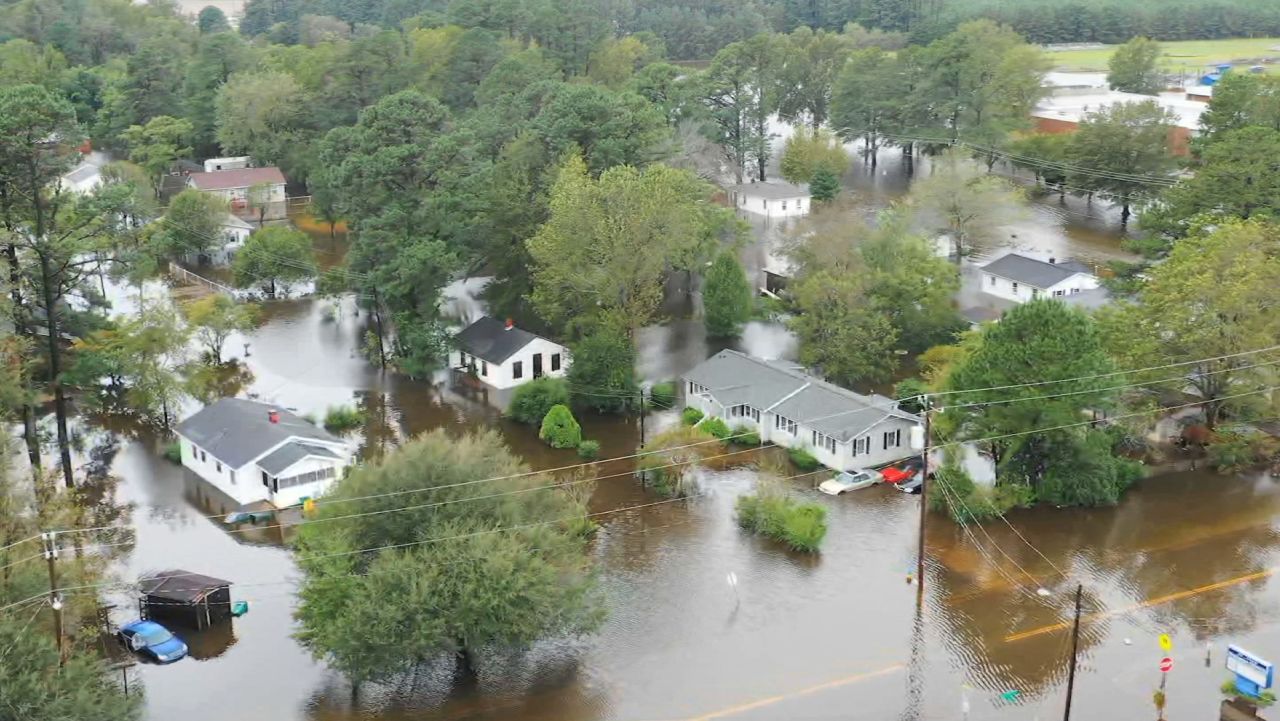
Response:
1226,645,1274,697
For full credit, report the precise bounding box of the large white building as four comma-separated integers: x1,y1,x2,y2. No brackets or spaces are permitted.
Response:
725,181,812,218
683,350,920,472
452,317,570,390
174,398,352,509
980,252,1104,304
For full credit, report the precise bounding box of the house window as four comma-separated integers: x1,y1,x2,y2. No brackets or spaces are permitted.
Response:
200,450,206,463
989,275,996,286
551,353,561,371
1011,281,1019,293
811,431,836,454
1053,289,1065,297
216,461,222,473
781,200,787,211
774,414,797,434
229,470,236,485
262,471,269,486
480,360,488,376
512,361,523,379
853,437,871,456
1071,287,1080,294
1031,288,1040,299
460,351,468,367
762,199,768,210
882,429,901,449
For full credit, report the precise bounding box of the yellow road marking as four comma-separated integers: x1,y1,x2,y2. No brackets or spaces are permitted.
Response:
1004,567,1278,643
684,664,905,720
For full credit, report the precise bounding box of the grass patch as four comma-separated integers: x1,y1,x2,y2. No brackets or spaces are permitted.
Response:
731,425,761,446
323,405,366,433
681,406,704,426
1045,38,1280,74
737,486,828,553
788,445,820,472
577,439,600,459
701,417,731,440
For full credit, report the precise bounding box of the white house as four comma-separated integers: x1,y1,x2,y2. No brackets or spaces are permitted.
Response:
980,252,1104,304
683,350,921,472
452,316,570,390
203,156,252,172
174,398,352,509
187,165,287,220
183,213,253,266
60,162,101,195
726,181,811,218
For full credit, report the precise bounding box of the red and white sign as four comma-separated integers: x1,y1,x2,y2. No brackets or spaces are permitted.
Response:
1160,657,1174,673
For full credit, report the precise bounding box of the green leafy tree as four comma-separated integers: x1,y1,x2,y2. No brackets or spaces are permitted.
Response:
909,150,1025,262
1005,132,1071,189
587,35,661,89
532,83,669,175
119,115,193,198
539,403,582,448
182,32,253,157
941,300,1119,500
183,294,259,364
860,210,963,352
1067,99,1177,224
790,270,899,387
567,324,638,414
231,225,316,296
830,47,903,166
779,127,848,185
809,167,839,202
702,251,752,339
197,6,231,33
1142,127,1280,246
214,70,307,170
155,188,227,258
1098,219,1280,430
528,154,732,336
508,377,570,425
1107,37,1163,95
776,27,850,129
698,34,784,183
294,429,602,686
1198,74,1280,143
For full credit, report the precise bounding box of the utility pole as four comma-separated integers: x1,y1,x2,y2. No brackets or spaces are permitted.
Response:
42,531,65,665
1063,583,1084,721
638,387,646,448
915,396,932,608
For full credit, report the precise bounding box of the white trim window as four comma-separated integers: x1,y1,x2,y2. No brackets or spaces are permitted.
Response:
687,381,709,396
882,429,902,450
852,436,871,456
774,414,797,435
811,431,837,454
730,405,760,422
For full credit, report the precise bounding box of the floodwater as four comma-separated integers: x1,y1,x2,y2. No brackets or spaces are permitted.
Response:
81,155,1272,721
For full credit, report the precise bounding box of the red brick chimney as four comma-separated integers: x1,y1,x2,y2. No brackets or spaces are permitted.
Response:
505,318,514,331
268,409,279,424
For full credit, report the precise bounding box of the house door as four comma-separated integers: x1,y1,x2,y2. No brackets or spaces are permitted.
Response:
532,354,544,379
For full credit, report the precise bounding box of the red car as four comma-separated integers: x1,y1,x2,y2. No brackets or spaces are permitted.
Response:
880,457,923,484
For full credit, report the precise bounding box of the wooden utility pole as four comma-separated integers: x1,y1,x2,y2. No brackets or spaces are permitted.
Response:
915,397,932,607
42,532,65,665
638,387,646,448
1064,583,1084,721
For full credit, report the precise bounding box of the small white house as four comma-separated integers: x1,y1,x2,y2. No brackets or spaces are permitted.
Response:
452,317,570,390
174,398,352,509
182,213,253,266
187,166,287,220
683,350,920,472
60,162,101,195
726,181,812,218
980,253,1103,304
203,156,252,172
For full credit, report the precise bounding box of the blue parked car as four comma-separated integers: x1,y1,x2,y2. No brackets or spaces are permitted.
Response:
118,620,188,664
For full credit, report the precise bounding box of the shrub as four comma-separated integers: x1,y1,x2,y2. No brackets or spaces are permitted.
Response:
163,441,181,464
731,425,761,446
577,439,600,459
637,425,720,498
649,381,676,410
929,465,1011,524
539,404,582,449
701,417,731,440
681,406,704,426
508,377,570,425
894,378,928,414
1207,430,1278,474
788,445,820,471
323,405,365,433
736,487,828,553
1222,679,1278,707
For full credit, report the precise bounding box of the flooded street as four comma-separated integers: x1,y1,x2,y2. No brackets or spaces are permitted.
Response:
89,160,1274,721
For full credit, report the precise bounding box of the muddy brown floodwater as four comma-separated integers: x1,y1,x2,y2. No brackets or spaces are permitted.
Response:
89,157,1274,721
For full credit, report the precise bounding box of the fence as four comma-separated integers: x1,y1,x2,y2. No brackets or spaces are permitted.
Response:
167,262,235,297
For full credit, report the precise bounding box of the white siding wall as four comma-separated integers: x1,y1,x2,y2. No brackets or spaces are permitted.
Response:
178,437,261,506
267,455,349,508
454,337,570,390
983,272,1099,304
734,192,811,218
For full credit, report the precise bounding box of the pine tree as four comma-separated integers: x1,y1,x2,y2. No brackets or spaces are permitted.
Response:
702,251,752,338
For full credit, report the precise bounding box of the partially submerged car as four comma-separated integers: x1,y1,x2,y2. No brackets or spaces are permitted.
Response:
818,469,882,495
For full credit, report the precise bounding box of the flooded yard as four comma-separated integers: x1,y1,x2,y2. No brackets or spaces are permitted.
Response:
80,154,1273,721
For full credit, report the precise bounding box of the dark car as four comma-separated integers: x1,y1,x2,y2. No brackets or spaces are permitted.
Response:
897,475,924,494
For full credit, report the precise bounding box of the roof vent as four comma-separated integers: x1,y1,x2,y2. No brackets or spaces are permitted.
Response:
268,409,279,424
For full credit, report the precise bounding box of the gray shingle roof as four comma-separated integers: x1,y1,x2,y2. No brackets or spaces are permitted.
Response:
683,350,919,441
982,253,1093,289
725,180,811,200
139,569,231,602
175,398,343,468
455,316,551,364
1059,286,1113,310
258,441,341,475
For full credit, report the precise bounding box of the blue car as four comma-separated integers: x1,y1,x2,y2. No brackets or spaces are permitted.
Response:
119,620,188,664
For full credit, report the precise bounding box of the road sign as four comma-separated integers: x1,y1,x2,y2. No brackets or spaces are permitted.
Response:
1227,644,1273,697
1159,634,1172,652
1160,657,1174,673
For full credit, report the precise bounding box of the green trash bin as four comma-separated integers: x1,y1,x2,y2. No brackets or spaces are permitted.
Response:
231,600,249,617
